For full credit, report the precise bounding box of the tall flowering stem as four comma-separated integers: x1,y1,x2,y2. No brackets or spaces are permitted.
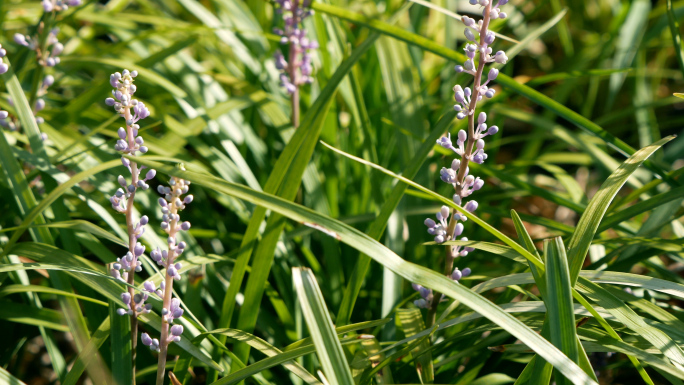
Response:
273,0,317,127
106,69,153,383
142,171,192,385
419,0,510,327
5,0,81,139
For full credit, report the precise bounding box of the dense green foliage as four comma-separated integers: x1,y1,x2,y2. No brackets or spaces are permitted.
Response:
1,0,684,384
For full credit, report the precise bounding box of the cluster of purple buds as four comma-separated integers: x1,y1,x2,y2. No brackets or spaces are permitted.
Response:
139,172,192,353
0,44,8,74
150,246,186,280
424,0,509,261
412,268,471,308
41,0,82,12
14,28,63,67
109,168,155,213
117,290,153,317
0,83,52,135
106,70,155,214
453,6,509,119
106,71,151,154
273,0,318,93
110,238,147,281
4,37,56,139
141,298,184,352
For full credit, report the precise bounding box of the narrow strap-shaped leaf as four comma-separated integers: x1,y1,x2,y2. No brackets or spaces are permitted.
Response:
544,237,580,385
109,300,133,385
396,309,434,383
337,110,458,326
0,367,28,385
293,268,355,385
216,33,382,368
567,136,674,284
196,328,320,384
320,142,543,269
312,2,677,183
598,185,684,232
578,278,684,367
131,157,597,385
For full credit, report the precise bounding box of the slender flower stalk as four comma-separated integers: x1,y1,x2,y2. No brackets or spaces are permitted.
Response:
107,69,153,383
421,0,510,327
137,171,193,385
273,0,318,127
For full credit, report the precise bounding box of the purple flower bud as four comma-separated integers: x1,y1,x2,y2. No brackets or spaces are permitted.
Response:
464,59,475,71
42,75,54,88
14,34,29,47
170,324,184,337
424,218,436,228
488,68,499,81
150,248,162,262
485,89,496,98
473,178,485,190
454,65,464,73
121,292,131,304
178,241,186,249
484,32,495,45
457,130,467,143
453,194,462,205
183,195,194,204
495,51,508,64
145,169,156,180
180,221,191,231
117,308,127,316
487,126,499,136
453,223,464,237
437,136,453,149
141,333,153,346
118,127,126,139
440,205,450,219
412,283,422,291
144,281,156,292
464,200,478,213
452,268,462,281
134,243,145,256
140,215,149,226
0,111,8,120
462,267,472,277
472,154,484,164
464,28,475,41
462,16,476,27
168,266,178,277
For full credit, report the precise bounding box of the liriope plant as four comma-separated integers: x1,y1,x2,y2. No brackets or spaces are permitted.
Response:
2,0,79,138
273,0,318,127
418,0,509,327
106,69,154,381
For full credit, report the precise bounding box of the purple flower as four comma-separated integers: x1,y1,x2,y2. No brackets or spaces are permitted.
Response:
273,0,317,93
422,0,513,309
